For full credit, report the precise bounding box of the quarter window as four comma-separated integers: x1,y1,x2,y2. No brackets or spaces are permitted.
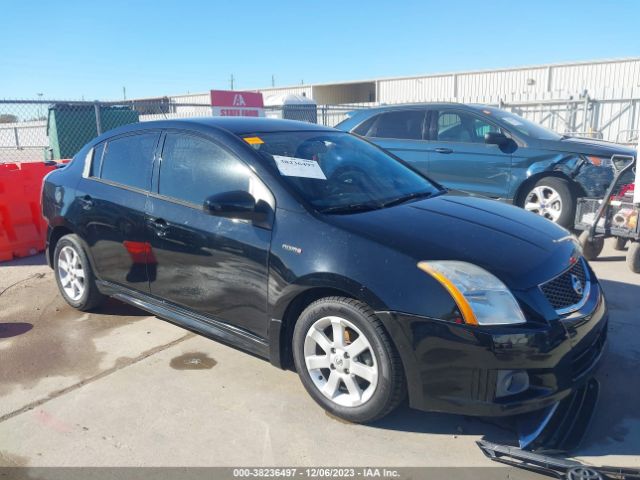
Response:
436,112,500,143
360,110,425,140
159,134,255,207
89,142,105,177
100,133,158,190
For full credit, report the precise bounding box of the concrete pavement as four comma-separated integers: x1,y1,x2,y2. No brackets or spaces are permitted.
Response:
0,240,638,468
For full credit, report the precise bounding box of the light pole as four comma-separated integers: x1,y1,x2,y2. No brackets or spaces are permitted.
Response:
634,138,639,205
37,92,43,119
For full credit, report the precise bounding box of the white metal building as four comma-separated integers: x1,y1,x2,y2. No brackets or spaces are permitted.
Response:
240,57,640,105
168,58,640,143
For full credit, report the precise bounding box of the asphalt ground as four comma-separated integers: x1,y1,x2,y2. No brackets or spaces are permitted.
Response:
0,239,638,471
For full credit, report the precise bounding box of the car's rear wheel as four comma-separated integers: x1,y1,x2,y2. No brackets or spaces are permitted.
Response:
522,177,575,228
54,234,105,311
292,297,405,423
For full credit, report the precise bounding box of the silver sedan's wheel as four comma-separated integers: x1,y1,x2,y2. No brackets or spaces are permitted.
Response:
293,297,406,423
524,185,563,222
304,315,379,407
57,245,86,301
54,234,105,311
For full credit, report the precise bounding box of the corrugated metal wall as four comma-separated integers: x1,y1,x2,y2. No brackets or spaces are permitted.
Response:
377,75,455,103
376,58,640,103
549,60,640,96
170,93,211,104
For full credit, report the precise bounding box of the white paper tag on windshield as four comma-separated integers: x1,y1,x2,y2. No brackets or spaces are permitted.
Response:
273,155,326,180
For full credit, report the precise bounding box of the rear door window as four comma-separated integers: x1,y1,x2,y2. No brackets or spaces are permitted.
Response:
100,133,158,190
360,110,426,140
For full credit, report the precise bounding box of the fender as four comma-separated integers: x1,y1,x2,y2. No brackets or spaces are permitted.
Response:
46,218,100,278
270,272,388,322
268,272,390,369
525,153,582,179
511,153,584,203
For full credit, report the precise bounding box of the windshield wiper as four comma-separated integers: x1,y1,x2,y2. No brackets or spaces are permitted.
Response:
318,202,383,215
319,191,438,214
380,190,435,208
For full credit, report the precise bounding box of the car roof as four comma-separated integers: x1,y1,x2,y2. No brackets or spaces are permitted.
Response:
355,102,492,114
106,117,335,137
183,116,336,134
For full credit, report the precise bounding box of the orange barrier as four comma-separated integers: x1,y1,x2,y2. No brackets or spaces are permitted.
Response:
0,161,68,262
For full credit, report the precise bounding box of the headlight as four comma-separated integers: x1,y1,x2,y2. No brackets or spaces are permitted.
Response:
417,261,526,326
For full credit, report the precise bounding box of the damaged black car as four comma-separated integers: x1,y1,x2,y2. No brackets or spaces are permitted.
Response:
42,118,608,424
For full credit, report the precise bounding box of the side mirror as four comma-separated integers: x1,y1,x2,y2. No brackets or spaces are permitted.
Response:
484,132,509,146
203,190,256,220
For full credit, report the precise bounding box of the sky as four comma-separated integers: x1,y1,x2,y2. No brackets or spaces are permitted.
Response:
1,0,639,100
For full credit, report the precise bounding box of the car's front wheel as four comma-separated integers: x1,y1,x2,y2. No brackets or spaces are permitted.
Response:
522,177,575,228
54,234,105,311
292,297,406,423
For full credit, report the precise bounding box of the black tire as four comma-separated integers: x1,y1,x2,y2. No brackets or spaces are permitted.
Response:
53,234,106,311
578,230,604,261
627,242,640,273
613,237,628,251
521,177,576,228
292,297,406,423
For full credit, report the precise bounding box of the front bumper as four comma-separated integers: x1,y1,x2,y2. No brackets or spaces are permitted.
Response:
377,281,608,417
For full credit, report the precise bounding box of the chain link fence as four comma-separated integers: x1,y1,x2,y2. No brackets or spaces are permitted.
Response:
0,99,363,163
0,99,215,163
1,96,637,164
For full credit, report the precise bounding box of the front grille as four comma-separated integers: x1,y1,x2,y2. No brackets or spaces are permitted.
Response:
540,259,588,313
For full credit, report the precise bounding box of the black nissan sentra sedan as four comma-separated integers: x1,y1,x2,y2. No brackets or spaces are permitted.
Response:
42,118,607,423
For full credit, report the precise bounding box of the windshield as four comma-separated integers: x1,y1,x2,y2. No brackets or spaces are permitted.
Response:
485,108,563,141
244,131,441,213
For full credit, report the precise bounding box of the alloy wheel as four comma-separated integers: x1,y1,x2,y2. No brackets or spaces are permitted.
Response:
524,185,563,222
57,245,86,301
303,315,379,407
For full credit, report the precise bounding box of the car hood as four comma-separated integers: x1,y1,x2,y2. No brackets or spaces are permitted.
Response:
536,137,636,157
328,194,580,291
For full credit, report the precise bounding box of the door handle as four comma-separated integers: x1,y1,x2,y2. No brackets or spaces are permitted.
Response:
78,195,94,209
434,148,453,154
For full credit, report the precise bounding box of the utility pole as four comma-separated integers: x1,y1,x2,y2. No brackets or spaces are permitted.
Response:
271,75,275,87
230,74,235,90
122,86,127,100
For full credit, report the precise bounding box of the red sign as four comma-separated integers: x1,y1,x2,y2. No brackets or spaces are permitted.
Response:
210,90,264,117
